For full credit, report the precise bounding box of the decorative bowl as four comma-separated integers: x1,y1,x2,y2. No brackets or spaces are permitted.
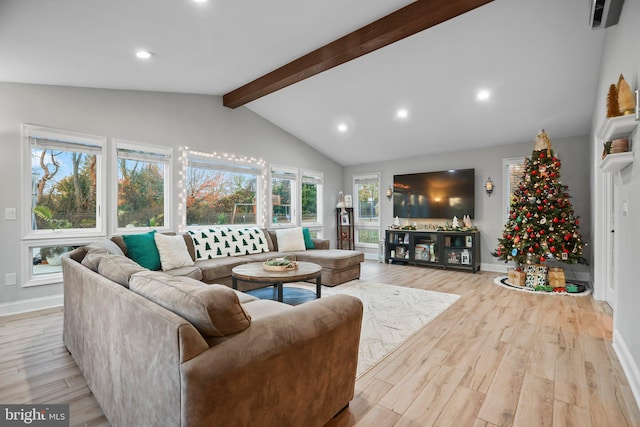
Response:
263,258,298,271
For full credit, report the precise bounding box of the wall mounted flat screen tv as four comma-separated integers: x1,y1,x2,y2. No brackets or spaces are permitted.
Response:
393,168,475,219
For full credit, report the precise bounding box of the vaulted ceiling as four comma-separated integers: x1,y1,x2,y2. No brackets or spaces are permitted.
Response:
0,0,605,166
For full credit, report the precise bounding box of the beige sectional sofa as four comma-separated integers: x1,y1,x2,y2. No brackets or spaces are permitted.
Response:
109,229,364,289
62,232,364,427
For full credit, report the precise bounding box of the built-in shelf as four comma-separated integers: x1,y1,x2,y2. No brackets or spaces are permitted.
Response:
598,115,637,172
600,151,634,173
598,115,638,141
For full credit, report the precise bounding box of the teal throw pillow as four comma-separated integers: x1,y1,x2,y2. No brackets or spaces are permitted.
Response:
122,231,161,271
302,228,315,249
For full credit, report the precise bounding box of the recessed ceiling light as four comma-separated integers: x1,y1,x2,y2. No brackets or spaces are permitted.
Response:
396,108,409,119
337,123,348,133
477,89,491,101
135,50,154,60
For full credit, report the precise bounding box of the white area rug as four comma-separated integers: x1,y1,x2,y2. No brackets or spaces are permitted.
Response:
291,280,460,377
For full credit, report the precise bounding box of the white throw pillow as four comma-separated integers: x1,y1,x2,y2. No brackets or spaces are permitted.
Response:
154,233,194,271
275,227,306,252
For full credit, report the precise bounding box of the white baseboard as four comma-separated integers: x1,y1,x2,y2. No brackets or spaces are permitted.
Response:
481,263,508,273
363,252,379,261
0,294,63,317
613,330,640,411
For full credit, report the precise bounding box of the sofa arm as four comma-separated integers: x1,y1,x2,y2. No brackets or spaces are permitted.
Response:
180,294,363,427
312,238,330,249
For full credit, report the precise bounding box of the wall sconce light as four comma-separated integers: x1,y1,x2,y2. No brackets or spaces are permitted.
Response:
484,177,494,196
386,185,393,201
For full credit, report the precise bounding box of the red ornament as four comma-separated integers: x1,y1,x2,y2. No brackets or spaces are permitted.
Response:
532,170,537,176
528,247,534,253
553,217,559,223
575,219,580,225
550,172,556,177
550,246,556,253
539,230,545,235
514,226,520,231
536,189,542,194
526,212,532,218
537,206,543,211
564,234,571,241
534,243,540,248
544,185,549,190
540,256,546,262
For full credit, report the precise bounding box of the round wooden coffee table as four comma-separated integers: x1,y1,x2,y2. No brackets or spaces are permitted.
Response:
231,261,322,303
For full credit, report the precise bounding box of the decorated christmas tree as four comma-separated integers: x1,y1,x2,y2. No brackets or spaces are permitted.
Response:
493,130,584,266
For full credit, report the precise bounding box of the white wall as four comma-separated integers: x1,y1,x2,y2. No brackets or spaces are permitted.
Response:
0,82,343,309
591,0,640,406
344,134,592,274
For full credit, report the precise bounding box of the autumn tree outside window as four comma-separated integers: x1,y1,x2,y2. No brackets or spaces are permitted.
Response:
186,155,262,227
301,170,323,227
270,166,297,227
115,141,172,231
24,125,106,238
22,125,107,287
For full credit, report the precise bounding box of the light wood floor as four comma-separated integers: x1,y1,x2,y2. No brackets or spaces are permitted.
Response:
1,261,639,426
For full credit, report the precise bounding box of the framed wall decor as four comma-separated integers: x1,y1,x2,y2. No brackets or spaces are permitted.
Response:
340,213,350,226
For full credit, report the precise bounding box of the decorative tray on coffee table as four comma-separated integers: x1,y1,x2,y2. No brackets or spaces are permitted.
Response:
263,257,298,271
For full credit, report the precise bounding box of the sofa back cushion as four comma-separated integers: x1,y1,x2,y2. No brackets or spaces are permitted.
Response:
81,239,126,271
122,231,162,270
188,227,269,260
98,254,147,288
154,233,195,271
129,271,251,337
275,227,306,252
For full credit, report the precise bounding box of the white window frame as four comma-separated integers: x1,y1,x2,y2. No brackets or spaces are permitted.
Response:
182,151,265,229
353,172,381,248
301,169,324,238
300,169,323,226
112,139,173,234
269,165,298,228
503,156,526,221
21,124,107,240
21,236,97,287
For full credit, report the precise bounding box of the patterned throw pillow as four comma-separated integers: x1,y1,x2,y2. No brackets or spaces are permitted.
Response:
188,227,269,260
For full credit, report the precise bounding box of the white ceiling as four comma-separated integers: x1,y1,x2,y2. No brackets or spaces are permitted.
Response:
0,0,606,166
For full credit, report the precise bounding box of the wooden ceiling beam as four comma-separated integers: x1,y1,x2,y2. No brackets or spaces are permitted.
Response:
223,0,494,108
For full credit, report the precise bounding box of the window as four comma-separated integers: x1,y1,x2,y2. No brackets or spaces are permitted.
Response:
301,170,323,226
22,239,95,287
115,140,172,231
270,166,297,227
23,125,106,239
185,153,263,227
503,157,526,220
353,173,380,247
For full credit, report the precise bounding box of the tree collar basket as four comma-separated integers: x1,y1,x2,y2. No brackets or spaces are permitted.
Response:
263,258,298,271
